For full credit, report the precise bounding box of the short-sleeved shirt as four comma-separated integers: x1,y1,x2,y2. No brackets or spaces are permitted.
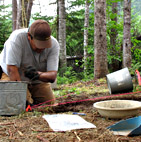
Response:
0,28,60,83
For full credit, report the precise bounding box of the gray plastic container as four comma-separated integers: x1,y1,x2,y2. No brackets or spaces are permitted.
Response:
106,68,133,94
0,81,27,115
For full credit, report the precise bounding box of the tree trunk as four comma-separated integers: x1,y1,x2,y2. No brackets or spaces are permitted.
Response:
26,0,33,26
110,3,117,47
123,0,132,68
58,0,67,74
110,2,120,71
16,0,24,29
16,0,33,29
84,0,90,72
12,0,17,31
57,0,59,40
94,0,108,79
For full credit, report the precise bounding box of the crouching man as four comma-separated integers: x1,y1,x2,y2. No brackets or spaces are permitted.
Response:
0,19,60,105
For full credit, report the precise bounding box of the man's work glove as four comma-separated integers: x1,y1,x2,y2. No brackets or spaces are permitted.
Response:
24,66,40,81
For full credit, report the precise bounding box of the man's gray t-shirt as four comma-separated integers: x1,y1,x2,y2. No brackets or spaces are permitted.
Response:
0,28,60,83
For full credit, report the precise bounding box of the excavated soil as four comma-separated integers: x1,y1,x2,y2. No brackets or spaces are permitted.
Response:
0,80,141,142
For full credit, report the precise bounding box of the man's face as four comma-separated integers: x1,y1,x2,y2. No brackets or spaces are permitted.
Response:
30,38,45,53
28,33,51,53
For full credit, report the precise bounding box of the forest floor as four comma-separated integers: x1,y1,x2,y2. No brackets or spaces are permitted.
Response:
0,78,141,142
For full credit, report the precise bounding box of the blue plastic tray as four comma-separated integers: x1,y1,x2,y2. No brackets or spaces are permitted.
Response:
107,116,141,136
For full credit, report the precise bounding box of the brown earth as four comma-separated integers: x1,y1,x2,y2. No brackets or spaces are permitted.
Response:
0,79,141,142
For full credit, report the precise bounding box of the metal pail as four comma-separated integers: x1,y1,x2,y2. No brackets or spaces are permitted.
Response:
0,81,27,115
106,68,133,94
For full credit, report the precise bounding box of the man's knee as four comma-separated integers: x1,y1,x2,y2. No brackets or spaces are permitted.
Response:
1,73,10,81
29,83,55,105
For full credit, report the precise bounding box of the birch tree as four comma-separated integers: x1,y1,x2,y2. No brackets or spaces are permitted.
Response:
26,0,33,26
58,0,67,74
123,0,132,68
94,0,108,79
16,0,33,29
84,0,90,72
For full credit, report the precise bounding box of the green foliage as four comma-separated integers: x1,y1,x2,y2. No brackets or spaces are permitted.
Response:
0,4,12,51
0,1,140,85
131,40,141,63
130,12,141,65
57,67,78,84
130,61,141,76
106,0,123,69
68,87,81,94
132,0,141,15
67,0,85,10
32,13,54,22
106,0,141,72
63,0,140,79
131,14,141,35
82,72,94,82
66,9,84,56
57,66,94,85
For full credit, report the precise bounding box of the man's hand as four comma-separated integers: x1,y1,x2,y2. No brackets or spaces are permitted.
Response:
24,66,39,81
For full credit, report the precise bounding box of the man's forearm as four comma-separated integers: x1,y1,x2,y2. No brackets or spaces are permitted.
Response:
7,65,21,81
38,71,57,83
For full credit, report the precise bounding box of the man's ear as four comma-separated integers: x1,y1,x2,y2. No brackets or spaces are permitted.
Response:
27,32,32,40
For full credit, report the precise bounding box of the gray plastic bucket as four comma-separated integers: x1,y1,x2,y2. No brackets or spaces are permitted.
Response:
106,68,133,94
0,81,27,115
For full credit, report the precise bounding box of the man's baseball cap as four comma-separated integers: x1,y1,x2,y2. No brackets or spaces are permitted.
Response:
28,19,52,49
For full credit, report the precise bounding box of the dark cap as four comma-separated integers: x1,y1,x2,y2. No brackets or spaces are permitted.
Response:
28,20,52,49
29,19,51,41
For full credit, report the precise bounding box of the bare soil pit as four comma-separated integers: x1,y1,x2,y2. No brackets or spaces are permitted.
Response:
0,80,141,142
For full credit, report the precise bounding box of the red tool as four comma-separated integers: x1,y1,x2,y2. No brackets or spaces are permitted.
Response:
26,105,32,112
135,70,141,86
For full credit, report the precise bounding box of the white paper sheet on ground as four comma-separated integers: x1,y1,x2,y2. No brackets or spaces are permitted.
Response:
42,114,96,131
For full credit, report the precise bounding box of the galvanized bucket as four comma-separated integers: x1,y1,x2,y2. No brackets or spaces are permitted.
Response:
0,81,27,115
106,68,133,94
